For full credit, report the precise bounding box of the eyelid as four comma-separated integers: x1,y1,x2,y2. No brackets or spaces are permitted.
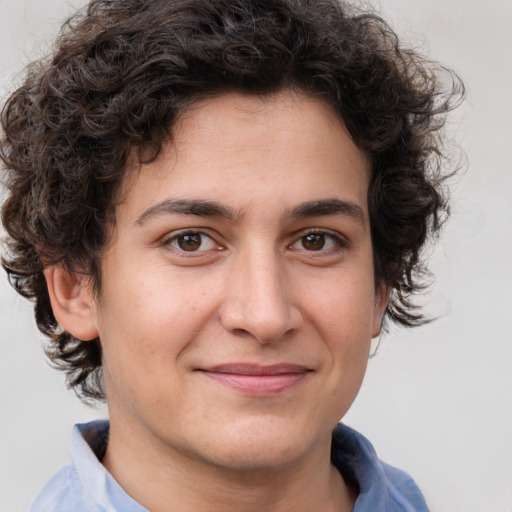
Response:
161,228,225,255
158,227,348,260
288,228,349,252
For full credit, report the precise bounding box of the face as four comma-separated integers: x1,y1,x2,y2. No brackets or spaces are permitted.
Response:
88,91,388,471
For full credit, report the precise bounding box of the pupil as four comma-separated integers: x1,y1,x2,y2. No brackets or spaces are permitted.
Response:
178,233,201,251
303,234,324,250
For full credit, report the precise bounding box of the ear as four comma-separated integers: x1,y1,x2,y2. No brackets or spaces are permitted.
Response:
372,285,391,338
45,266,99,341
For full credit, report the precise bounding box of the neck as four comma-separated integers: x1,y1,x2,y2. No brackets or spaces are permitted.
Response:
102,418,355,512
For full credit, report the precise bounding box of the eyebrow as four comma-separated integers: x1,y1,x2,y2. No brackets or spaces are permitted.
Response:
135,197,365,227
135,198,240,225
288,199,366,225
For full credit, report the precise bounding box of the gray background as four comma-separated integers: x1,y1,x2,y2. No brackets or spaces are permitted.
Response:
1,0,511,511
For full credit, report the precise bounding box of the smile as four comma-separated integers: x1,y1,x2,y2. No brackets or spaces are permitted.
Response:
196,364,312,395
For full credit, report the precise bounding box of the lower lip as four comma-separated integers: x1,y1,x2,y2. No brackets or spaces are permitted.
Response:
199,371,308,395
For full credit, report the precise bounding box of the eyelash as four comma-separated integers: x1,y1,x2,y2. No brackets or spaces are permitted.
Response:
161,229,348,257
289,229,348,254
161,229,222,256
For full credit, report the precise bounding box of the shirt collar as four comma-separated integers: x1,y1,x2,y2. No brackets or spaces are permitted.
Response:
332,423,428,512
72,420,426,512
72,420,148,512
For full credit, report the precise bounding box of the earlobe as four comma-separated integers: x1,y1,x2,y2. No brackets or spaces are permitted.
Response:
45,266,99,341
372,286,391,338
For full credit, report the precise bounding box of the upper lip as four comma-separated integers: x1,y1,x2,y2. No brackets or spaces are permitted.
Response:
197,364,312,375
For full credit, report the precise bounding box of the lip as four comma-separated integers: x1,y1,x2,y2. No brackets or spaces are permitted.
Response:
196,364,311,395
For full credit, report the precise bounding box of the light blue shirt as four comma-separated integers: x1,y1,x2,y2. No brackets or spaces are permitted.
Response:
30,420,429,511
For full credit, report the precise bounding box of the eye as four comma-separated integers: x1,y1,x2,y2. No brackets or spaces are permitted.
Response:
164,231,220,253
289,231,346,253
301,233,327,251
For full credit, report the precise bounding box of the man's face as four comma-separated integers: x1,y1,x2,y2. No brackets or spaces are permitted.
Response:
89,91,388,470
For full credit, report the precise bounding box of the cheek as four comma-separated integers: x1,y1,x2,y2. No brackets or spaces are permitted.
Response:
302,271,376,373
304,281,374,423
96,263,222,372
307,271,376,334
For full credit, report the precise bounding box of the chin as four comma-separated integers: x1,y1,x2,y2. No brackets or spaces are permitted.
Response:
188,419,329,473
206,443,304,473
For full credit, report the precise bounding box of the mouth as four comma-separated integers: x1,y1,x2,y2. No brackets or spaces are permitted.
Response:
196,364,312,395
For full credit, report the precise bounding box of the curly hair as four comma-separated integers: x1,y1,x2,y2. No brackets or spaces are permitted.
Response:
1,0,463,401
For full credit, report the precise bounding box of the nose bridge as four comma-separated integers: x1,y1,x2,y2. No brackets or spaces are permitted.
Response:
246,248,284,314
221,243,302,342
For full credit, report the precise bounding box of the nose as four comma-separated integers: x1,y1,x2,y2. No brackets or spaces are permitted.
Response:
219,251,304,343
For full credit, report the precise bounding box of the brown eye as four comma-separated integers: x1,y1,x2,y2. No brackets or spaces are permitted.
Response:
164,230,224,260
301,233,325,251
290,231,345,254
177,233,203,251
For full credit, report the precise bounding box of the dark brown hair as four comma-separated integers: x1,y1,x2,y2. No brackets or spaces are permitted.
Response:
1,0,464,400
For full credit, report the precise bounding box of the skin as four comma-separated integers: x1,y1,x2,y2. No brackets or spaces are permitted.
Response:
48,90,389,511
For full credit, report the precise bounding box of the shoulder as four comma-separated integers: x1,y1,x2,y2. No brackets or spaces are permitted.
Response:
29,463,95,512
29,420,148,512
29,421,105,512
332,424,429,512
378,461,430,512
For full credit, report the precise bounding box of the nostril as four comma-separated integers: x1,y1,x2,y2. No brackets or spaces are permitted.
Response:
219,262,303,342
231,327,252,338
220,301,304,344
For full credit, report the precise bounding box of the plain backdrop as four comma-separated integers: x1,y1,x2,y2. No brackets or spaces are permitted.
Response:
1,1,511,511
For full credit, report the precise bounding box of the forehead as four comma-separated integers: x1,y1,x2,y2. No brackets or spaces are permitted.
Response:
117,90,370,222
